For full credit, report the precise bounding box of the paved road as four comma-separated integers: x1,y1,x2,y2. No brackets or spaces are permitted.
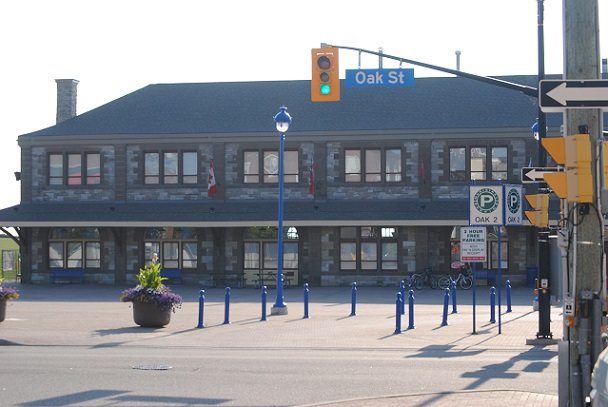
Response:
0,284,561,406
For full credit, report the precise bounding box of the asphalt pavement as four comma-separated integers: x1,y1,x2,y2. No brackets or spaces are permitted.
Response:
0,283,561,406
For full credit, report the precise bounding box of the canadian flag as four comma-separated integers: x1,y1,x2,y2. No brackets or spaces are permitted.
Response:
208,159,218,198
308,157,315,196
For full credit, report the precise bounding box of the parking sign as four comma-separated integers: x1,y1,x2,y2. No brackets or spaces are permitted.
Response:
469,186,503,226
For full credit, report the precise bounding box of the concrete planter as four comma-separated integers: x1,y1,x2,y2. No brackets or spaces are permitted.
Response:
132,301,171,328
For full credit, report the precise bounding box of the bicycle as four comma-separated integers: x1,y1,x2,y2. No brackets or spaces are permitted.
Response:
438,265,473,290
413,267,439,290
405,268,439,290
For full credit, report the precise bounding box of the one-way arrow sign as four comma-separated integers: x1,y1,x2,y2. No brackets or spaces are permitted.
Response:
539,79,608,112
521,167,561,183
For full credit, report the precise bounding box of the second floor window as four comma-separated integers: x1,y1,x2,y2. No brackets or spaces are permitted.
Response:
449,146,508,181
144,151,198,185
345,148,402,183
244,150,299,183
49,153,101,186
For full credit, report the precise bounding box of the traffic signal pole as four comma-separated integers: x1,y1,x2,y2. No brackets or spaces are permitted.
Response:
535,0,553,341
562,0,604,405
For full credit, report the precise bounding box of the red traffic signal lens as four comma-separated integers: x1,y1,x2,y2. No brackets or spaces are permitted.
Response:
317,56,331,70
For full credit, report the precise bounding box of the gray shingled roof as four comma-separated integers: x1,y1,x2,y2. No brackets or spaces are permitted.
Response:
22,76,558,138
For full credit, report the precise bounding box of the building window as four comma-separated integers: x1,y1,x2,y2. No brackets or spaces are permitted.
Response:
49,153,102,186
450,146,508,181
345,150,361,182
244,227,299,271
385,149,402,182
339,226,398,271
49,154,63,185
470,147,486,180
182,152,198,184
365,150,381,182
346,148,402,183
449,147,466,181
164,152,178,184
86,153,101,184
144,151,198,185
491,147,508,180
144,227,198,269
244,150,299,183
49,228,101,268
244,151,259,183
68,154,82,185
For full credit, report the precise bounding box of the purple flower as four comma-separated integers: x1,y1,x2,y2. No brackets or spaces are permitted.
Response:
120,285,182,312
0,285,19,301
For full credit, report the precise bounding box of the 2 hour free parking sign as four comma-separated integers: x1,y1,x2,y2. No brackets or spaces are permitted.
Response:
469,186,503,226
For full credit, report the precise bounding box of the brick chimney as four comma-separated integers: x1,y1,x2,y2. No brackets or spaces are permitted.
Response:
55,79,79,124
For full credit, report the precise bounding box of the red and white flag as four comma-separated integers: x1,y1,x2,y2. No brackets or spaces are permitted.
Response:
208,159,218,198
308,156,315,196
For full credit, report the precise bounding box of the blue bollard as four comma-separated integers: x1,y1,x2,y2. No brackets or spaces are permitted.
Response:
490,286,496,323
223,287,231,325
350,282,357,316
261,286,267,321
400,280,406,315
506,280,512,313
441,288,450,326
196,289,205,329
303,283,309,319
408,289,415,329
451,280,458,314
394,292,402,334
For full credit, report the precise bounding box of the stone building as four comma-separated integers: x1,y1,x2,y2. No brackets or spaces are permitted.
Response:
0,76,562,287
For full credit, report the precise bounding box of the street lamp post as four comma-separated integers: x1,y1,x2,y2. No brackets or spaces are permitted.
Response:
271,106,292,315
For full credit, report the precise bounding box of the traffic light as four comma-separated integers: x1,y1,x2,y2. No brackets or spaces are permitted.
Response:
525,194,549,228
311,47,340,102
542,134,593,203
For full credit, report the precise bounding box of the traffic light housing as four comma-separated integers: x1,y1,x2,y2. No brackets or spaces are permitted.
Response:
525,194,549,228
541,134,593,203
311,47,340,102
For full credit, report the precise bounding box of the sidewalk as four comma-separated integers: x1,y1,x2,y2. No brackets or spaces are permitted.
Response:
0,284,561,406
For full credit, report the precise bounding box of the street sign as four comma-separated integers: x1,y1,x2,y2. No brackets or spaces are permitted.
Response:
539,79,608,112
521,166,561,183
504,184,523,226
469,186,503,226
460,227,487,262
344,69,415,88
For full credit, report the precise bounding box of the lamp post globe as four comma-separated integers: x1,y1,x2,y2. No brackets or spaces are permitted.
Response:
271,106,292,315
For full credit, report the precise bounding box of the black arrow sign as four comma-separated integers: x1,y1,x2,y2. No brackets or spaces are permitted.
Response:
539,80,608,112
521,167,561,183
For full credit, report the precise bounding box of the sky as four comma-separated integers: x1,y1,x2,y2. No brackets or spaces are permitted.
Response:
0,0,606,210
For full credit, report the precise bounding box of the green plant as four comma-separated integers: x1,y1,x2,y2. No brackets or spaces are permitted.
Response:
136,261,166,290
120,254,182,312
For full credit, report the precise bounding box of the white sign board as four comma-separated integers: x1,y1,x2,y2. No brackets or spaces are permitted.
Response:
469,186,503,226
460,227,487,262
504,184,523,226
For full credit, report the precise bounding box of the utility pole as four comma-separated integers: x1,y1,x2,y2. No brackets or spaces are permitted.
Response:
563,0,604,405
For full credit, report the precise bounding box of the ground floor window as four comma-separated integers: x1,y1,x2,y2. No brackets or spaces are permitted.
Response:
144,227,198,269
339,226,398,272
48,227,101,268
244,226,299,271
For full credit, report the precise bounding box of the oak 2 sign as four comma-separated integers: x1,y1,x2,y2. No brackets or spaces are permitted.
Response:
469,186,503,226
